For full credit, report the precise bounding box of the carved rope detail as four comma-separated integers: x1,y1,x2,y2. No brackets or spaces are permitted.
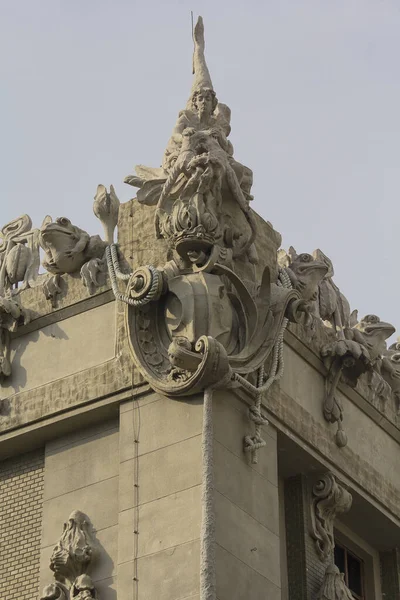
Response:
310,473,352,562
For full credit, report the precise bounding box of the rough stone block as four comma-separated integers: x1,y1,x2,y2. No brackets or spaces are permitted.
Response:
3,302,116,395
119,434,202,511
213,392,278,485
119,395,203,462
117,539,200,600
216,543,281,600
214,440,279,534
44,428,119,500
215,491,280,587
118,485,201,562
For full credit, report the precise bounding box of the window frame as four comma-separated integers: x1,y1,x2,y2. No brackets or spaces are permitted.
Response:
334,524,381,600
334,541,365,600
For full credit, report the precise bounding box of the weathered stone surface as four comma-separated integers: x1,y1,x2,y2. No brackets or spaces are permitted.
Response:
117,540,200,600
119,434,202,511
118,485,201,561
215,491,280,586
44,426,119,500
213,391,278,485
216,544,281,600
119,393,203,462
214,439,279,534
2,302,116,396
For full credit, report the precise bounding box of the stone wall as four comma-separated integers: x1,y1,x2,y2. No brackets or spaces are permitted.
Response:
39,420,120,598
0,449,44,600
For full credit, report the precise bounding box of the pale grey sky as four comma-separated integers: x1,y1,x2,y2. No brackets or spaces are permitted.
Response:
1,0,400,338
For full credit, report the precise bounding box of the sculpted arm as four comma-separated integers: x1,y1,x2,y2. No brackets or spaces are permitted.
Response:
69,227,90,256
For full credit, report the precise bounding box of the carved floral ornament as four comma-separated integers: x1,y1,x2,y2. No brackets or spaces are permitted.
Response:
40,511,98,600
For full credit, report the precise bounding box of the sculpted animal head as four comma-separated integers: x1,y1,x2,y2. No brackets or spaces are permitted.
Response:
39,216,78,247
354,314,395,360
278,246,328,301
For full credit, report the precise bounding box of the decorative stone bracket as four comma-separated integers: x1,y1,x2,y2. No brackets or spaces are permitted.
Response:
310,472,352,563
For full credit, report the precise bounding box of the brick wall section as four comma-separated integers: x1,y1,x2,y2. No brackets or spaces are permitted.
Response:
0,449,45,600
284,475,327,600
380,548,400,600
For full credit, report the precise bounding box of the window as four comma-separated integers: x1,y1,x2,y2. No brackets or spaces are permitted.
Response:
334,543,365,600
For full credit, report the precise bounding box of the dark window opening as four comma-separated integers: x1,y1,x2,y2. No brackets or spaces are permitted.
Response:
334,543,365,600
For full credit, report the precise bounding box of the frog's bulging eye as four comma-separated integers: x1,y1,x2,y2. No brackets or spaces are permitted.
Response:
56,217,71,227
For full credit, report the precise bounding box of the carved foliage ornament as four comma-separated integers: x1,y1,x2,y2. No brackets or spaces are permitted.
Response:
40,510,98,600
310,473,352,563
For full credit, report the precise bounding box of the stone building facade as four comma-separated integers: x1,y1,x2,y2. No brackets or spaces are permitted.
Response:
1,16,399,600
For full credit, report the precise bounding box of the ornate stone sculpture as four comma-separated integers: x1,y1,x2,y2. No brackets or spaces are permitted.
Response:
0,215,37,379
39,216,107,305
40,510,98,600
317,564,353,600
278,247,328,319
277,247,351,333
310,473,352,562
0,214,40,296
125,17,256,263
39,217,106,277
92,184,120,245
122,253,305,398
280,245,400,446
91,17,315,474
81,185,121,295
0,296,30,379
321,313,395,446
40,582,69,600
116,19,312,400
382,340,400,413
71,575,97,599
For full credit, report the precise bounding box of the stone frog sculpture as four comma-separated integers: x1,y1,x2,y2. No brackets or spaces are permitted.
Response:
350,314,396,408
39,216,106,275
278,247,328,304
382,341,400,413
278,247,351,335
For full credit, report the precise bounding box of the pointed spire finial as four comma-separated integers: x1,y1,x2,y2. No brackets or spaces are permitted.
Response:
187,16,214,108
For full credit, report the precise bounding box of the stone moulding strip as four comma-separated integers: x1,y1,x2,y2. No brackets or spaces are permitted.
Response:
11,289,114,338
0,383,150,460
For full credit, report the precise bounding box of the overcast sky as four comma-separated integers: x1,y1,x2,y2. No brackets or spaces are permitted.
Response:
1,0,400,339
